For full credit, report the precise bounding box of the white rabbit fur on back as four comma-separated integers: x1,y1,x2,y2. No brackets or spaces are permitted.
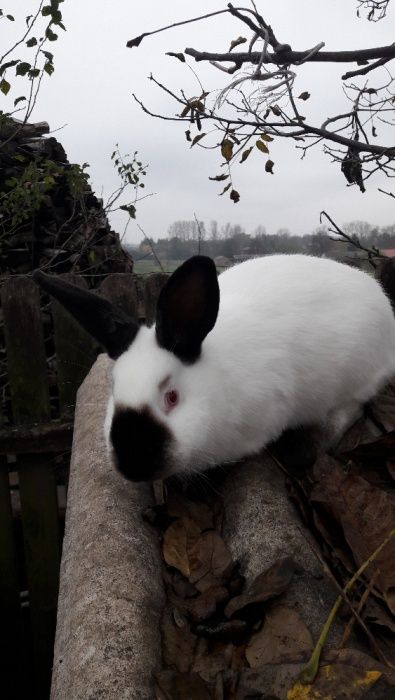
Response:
106,254,395,479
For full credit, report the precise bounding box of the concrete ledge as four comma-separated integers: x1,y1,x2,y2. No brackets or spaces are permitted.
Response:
51,356,353,699
51,355,165,700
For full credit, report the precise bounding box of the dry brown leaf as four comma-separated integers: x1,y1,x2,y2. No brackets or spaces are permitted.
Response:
369,381,395,432
343,431,395,463
155,670,212,699
193,618,248,642
240,146,253,163
229,36,247,51
225,557,296,619
336,415,368,454
311,456,395,613
288,647,395,699
161,605,197,673
192,638,234,683
265,159,275,174
188,530,234,592
256,139,269,154
287,666,381,699
221,139,233,162
171,586,229,623
246,605,312,668
163,517,201,578
166,492,214,531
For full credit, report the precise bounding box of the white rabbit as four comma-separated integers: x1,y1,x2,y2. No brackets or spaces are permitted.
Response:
34,254,395,481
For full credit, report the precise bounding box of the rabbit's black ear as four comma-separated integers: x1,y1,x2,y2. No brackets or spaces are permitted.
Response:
155,255,219,363
33,271,139,359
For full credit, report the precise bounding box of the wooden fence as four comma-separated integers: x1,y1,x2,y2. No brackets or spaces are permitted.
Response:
0,271,167,700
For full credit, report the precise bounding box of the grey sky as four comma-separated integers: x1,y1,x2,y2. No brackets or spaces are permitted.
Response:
3,1,395,243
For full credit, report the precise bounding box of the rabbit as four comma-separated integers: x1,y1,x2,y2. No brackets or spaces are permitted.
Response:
33,254,395,482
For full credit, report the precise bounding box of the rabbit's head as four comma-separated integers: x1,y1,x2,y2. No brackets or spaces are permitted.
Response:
34,257,220,481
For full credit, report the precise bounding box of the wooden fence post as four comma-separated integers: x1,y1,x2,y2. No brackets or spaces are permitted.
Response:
99,272,138,317
52,274,97,417
0,456,22,700
1,276,60,698
143,273,168,325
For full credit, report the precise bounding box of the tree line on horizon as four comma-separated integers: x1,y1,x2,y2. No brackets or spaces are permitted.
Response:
127,219,395,261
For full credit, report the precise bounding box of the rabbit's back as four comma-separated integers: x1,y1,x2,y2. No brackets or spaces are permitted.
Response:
203,255,395,440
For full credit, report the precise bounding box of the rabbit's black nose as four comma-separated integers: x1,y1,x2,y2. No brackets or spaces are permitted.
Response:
110,406,172,482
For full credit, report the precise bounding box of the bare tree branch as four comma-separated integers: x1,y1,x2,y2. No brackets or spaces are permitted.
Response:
184,45,395,68
131,3,395,199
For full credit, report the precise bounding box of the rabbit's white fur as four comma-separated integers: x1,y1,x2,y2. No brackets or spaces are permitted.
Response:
106,254,395,476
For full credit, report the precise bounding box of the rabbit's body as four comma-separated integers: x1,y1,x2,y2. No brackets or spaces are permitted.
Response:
34,254,395,481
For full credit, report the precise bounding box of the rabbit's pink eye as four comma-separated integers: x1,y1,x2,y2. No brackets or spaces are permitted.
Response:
165,389,179,410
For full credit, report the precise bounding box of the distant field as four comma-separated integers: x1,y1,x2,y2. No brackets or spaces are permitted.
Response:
133,259,181,275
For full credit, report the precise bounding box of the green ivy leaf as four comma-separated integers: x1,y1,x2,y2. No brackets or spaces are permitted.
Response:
0,78,11,95
41,50,54,60
14,96,27,106
0,59,19,77
120,204,136,219
260,133,274,142
230,189,240,203
16,62,31,77
44,62,54,76
41,5,52,16
46,27,58,41
51,9,62,24
26,37,38,47
28,68,40,78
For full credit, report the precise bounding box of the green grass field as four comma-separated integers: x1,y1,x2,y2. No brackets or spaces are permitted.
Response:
133,259,182,275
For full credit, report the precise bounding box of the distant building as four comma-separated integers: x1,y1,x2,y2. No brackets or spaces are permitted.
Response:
381,249,395,258
214,256,232,269
233,253,256,263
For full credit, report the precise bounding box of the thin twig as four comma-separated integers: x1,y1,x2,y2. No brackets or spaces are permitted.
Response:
136,224,165,272
299,527,395,684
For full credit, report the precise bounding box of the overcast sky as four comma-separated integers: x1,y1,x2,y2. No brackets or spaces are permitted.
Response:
3,1,395,243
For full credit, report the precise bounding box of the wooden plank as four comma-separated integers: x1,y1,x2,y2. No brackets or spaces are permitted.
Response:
1,276,59,697
0,457,23,699
143,273,168,326
99,272,138,317
0,419,73,454
1,277,50,424
18,454,60,697
52,273,97,417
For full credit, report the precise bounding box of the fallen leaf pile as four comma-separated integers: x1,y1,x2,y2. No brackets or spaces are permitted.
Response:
145,381,395,699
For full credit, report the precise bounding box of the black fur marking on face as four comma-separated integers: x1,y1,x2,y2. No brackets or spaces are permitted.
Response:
110,406,172,482
155,255,220,363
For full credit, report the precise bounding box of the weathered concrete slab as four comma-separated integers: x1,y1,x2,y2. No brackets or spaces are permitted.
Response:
223,456,346,642
51,355,165,700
